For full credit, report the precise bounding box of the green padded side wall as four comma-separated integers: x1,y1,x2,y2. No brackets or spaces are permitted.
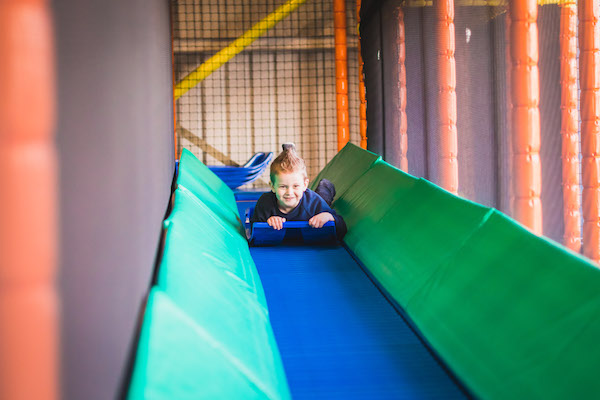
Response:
325,146,600,399
177,148,241,230
410,210,600,400
337,163,492,306
128,167,290,399
165,186,265,303
128,289,289,400
157,222,287,398
309,142,380,202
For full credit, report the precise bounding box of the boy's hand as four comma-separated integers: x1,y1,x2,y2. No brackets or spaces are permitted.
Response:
267,216,286,230
309,212,334,228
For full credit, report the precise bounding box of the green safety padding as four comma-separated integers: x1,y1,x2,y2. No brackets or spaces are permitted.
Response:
405,210,600,400
177,148,241,229
166,186,266,306
128,288,290,400
336,162,491,305
156,238,288,399
326,145,600,399
309,142,380,202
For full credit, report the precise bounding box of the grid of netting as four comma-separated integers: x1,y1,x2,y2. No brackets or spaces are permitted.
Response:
386,2,575,245
171,0,361,186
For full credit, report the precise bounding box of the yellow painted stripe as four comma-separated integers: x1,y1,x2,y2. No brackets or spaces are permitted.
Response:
174,0,306,100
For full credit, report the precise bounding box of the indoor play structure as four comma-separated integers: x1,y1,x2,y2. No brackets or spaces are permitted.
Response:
4,0,600,399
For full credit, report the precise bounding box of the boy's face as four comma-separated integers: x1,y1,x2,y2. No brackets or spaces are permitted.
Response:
271,171,309,213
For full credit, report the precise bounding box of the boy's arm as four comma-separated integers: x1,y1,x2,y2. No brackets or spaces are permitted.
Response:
250,194,272,224
310,192,347,240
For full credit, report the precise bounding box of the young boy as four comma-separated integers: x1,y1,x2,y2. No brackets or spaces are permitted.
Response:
250,144,347,240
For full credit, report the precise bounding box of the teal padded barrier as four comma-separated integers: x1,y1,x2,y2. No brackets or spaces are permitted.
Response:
166,186,265,303
309,142,380,202
156,234,288,399
128,288,290,400
128,157,290,399
177,148,242,231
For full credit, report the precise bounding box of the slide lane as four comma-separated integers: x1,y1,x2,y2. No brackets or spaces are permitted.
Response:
250,245,469,399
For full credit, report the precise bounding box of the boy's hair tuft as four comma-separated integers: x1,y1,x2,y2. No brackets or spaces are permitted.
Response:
270,143,307,182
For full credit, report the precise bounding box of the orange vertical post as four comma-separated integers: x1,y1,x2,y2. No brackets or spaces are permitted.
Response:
0,0,58,399
397,6,408,172
510,0,542,233
560,2,582,252
357,0,367,149
436,0,458,194
506,12,514,214
579,0,600,261
334,0,350,151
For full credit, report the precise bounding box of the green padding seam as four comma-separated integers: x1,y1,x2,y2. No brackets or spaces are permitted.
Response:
128,289,290,400
309,142,380,202
165,186,265,304
318,145,600,399
177,148,242,231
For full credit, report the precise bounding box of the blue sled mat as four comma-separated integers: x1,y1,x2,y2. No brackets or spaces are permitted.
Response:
251,245,469,399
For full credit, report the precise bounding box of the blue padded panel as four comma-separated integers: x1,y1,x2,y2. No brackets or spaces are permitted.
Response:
250,221,337,246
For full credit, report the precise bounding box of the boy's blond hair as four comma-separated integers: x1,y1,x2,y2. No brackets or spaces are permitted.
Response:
270,143,307,182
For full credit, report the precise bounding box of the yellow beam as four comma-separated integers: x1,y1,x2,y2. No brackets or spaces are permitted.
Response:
174,0,306,100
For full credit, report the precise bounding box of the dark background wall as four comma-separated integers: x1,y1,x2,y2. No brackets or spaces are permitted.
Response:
52,1,175,399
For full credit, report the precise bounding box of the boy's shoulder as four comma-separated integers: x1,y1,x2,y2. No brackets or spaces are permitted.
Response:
303,189,329,207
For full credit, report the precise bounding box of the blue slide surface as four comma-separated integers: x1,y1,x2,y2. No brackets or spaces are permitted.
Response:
250,244,469,399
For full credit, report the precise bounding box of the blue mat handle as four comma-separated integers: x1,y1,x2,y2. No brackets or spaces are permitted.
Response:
250,221,336,246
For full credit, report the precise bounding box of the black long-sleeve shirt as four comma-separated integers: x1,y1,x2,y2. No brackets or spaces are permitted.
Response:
250,189,347,240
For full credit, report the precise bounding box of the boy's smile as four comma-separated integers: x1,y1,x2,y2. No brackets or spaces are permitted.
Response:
271,171,309,213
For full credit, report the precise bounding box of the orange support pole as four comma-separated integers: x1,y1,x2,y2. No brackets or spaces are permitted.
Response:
510,0,542,233
579,0,600,261
334,0,350,151
506,13,514,214
357,0,367,149
397,6,408,172
436,0,458,194
560,2,582,252
0,0,58,399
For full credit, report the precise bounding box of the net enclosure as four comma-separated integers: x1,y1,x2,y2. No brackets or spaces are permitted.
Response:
172,0,362,185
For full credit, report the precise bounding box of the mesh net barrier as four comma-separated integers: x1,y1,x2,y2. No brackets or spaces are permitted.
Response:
371,2,575,246
172,0,362,186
